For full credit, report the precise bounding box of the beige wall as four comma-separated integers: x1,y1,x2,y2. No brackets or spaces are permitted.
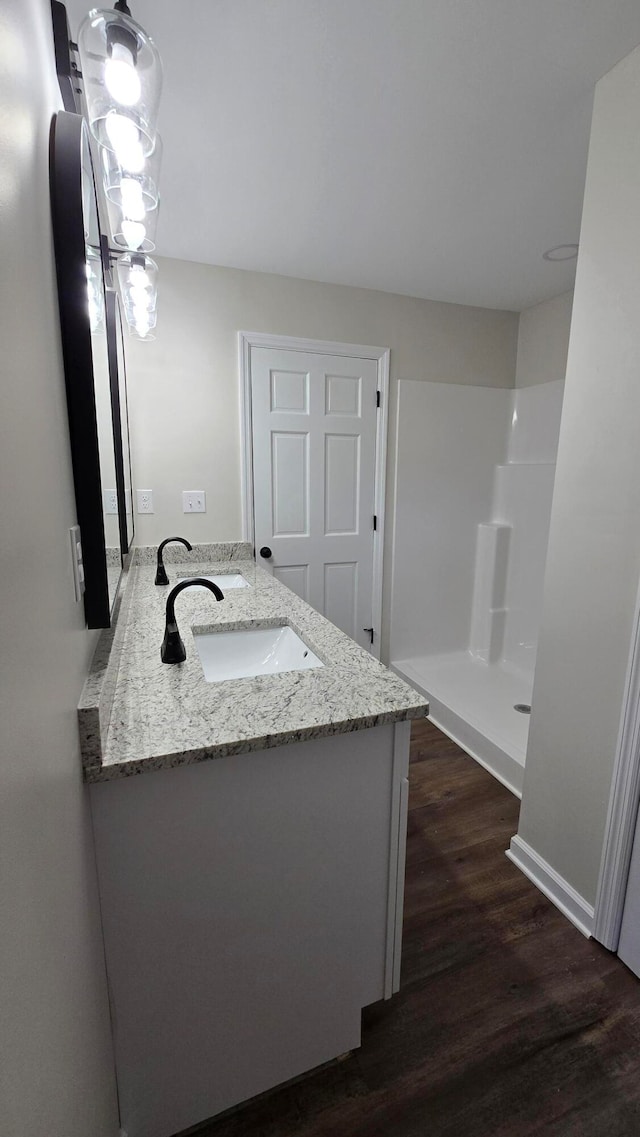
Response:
517,43,640,905
127,258,518,549
125,257,518,653
0,2,118,1134
515,290,574,388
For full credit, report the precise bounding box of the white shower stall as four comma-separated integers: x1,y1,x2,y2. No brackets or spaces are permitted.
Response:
390,378,564,795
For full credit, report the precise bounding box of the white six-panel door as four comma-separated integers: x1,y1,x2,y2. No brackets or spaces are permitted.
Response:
250,346,379,651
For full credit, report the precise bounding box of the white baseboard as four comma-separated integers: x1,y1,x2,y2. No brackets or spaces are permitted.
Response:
428,703,523,799
506,834,594,938
391,661,523,799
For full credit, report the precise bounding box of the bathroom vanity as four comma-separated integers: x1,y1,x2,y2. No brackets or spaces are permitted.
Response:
80,544,427,1137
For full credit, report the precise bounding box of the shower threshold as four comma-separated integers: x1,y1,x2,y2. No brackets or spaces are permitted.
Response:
392,651,531,797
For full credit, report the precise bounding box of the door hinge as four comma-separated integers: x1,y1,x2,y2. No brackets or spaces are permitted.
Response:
376,390,381,408
373,514,377,531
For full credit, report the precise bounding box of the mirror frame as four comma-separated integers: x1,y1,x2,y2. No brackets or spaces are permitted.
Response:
51,1,79,113
50,110,114,628
106,288,135,555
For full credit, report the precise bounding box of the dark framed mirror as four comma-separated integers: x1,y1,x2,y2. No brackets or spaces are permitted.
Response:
50,110,124,626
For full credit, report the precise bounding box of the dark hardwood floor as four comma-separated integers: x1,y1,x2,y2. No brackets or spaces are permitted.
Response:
180,719,640,1137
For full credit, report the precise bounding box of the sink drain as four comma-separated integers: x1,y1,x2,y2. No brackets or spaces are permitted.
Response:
514,703,531,715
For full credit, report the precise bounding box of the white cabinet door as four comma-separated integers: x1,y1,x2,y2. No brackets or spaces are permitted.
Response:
250,346,379,651
618,805,640,977
90,724,409,1137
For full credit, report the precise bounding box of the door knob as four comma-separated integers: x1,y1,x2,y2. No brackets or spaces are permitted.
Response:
259,546,272,559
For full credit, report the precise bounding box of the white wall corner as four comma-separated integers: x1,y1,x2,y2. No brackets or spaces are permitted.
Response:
594,572,640,950
506,834,594,938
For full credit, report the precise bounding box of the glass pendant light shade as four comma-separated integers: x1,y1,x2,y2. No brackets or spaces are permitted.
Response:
121,278,158,321
116,252,158,339
108,195,159,252
128,307,157,339
116,251,158,293
101,132,162,212
77,6,163,158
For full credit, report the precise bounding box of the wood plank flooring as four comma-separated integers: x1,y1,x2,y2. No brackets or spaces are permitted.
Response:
178,719,640,1137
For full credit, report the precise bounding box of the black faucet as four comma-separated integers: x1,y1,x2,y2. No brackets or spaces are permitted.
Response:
161,578,225,664
155,536,193,586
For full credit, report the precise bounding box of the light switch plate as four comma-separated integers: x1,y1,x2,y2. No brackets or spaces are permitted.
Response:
182,490,206,513
136,489,154,514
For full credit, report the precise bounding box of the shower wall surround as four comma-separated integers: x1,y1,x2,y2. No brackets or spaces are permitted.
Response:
391,378,565,792
390,381,512,660
470,380,565,673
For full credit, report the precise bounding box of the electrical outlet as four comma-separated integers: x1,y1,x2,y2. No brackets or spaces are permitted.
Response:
182,490,206,513
136,489,154,514
103,488,118,515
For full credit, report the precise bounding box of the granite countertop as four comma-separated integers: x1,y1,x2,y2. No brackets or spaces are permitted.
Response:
80,545,428,782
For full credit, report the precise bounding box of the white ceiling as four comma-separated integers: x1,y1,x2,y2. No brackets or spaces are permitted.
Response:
66,1,640,311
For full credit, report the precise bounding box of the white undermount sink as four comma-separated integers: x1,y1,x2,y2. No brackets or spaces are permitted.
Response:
194,625,324,683
179,573,251,591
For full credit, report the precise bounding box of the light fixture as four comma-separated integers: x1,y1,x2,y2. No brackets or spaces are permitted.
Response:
110,197,159,251
121,176,145,220
116,252,158,337
116,250,158,291
104,37,141,106
104,111,144,169
101,132,162,212
129,308,157,339
543,244,579,262
128,289,157,321
77,2,162,157
76,1,163,341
